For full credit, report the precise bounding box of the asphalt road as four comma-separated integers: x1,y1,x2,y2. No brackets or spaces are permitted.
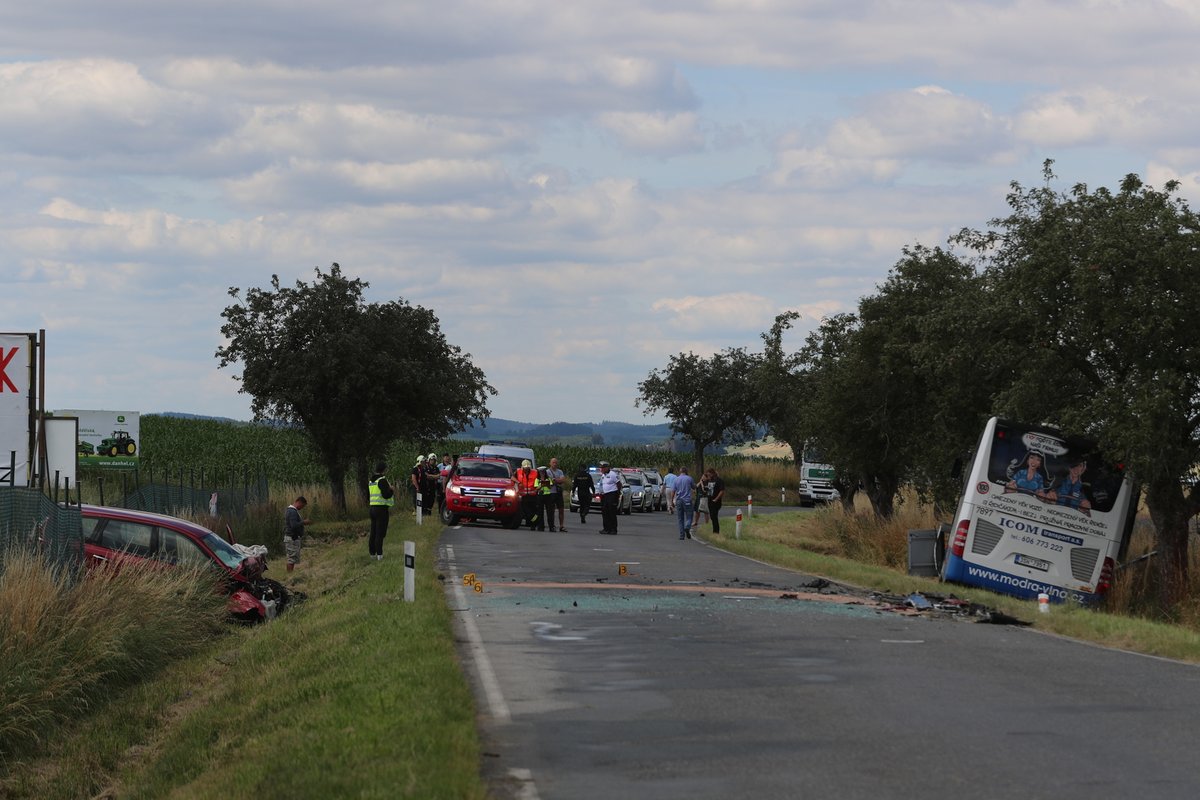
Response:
439,504,1200,800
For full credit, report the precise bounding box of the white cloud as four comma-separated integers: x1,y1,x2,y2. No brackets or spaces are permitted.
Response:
594,111,705,156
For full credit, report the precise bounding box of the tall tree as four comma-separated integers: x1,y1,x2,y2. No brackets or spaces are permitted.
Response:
636,348,760,476
753,312,810,479
216,264,495,511
955,163,1200,609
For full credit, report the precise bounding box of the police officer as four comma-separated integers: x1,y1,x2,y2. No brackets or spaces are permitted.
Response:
598,461,621,534
368,461,394,560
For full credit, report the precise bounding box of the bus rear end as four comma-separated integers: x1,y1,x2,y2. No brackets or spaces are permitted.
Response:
941,417,1135,604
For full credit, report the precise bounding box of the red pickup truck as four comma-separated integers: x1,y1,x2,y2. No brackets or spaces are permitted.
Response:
441,454,522,528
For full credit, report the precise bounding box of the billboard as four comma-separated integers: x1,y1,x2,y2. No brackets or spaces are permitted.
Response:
56,409,141,470
0,333,35,485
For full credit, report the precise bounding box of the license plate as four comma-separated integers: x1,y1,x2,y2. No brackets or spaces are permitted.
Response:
471,499,494,508
1015,553,1050,572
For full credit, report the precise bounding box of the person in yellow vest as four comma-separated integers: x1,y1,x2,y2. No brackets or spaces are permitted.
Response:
537,466,557,532
368,461,395,561
514,459,540,529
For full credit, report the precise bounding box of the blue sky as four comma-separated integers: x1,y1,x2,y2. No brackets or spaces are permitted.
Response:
3,1,1199,426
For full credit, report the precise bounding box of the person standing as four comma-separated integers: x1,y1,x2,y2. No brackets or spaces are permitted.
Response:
672,467,695,540
536,466,556,531
421,453,439,519
409,456,424,514
663,466,678,513
514,459,540,529
368,462,394,560
691,469,712,535
283,496,310,573
598,461,621,534
546,456,567,532
437,453,454,516
572,465,594,525
708,467,726,534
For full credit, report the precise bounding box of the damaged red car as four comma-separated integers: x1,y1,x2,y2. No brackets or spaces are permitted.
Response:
81,504,292,622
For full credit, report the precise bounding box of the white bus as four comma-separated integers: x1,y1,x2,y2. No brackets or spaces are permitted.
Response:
941,417,1137,604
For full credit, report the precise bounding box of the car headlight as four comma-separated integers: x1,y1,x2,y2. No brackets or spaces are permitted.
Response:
449,485,463,495
504,488,516,498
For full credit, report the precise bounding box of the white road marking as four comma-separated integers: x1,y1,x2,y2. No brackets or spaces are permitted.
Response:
444,545,511,724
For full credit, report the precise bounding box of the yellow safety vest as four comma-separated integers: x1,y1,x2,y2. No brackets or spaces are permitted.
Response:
369,477,395,507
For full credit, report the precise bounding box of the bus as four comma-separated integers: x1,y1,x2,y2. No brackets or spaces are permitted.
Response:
941,417,1137,604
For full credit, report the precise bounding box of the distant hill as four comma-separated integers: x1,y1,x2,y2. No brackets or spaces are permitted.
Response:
456,418,675,446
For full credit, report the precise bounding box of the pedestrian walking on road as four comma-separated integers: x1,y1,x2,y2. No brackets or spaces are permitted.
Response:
597,461,621,534
691,469,712,535
672,467,695,540
663,466,678,513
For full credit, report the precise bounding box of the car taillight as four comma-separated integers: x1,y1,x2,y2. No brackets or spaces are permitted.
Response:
1096,556,1116,595
951,519,969,557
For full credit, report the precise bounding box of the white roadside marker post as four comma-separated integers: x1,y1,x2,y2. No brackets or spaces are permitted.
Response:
404,541,416,602
747,494,753,518
735,508,743,539
416,493,423,525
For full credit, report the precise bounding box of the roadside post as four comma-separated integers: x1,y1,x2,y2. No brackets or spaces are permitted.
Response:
781,486,786,504
404,541,416,602
747,494,753,518
416,493,423,525
735,508,743,539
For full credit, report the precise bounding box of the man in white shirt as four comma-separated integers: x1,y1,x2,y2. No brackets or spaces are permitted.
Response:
597,461,622,535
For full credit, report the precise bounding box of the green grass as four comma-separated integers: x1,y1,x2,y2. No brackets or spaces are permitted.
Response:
0,513,485,800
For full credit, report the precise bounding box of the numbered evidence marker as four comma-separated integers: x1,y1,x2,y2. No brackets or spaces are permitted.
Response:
463,572,476,586
617,562,639,576
474,581,484,593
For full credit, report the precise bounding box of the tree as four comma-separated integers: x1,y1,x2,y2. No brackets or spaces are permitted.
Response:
216,264,495,511
753,312,810,479
636,348,760,476
955,163,1200,609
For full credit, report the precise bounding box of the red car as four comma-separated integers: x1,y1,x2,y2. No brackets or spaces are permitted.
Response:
441,454,522,528
81,504,291,622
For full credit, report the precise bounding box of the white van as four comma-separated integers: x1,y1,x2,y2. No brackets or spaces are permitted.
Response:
476,441,537,472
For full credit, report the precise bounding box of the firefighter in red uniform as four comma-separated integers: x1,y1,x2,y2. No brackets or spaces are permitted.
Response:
514,459,540,529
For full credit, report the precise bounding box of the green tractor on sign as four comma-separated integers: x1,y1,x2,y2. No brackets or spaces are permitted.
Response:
99,431,137,457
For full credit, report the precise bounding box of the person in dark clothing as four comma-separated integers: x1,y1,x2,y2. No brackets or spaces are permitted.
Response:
708,467,726,534
367,461,394,560
572,465,594,524
421,452,439,519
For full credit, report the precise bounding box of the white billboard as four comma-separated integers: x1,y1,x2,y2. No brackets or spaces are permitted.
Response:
0,333,34,486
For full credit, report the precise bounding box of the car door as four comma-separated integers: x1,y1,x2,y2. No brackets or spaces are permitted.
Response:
83,515,156,569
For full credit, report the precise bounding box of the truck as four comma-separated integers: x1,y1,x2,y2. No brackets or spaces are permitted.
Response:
798,444,840,507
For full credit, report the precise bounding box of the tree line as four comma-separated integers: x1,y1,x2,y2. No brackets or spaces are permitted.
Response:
637,162,1200,607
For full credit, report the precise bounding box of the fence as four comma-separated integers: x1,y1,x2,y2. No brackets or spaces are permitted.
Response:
0,487,84,575
91,465,270,519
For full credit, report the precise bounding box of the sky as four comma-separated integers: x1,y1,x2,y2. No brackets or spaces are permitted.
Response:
3,1,1199,427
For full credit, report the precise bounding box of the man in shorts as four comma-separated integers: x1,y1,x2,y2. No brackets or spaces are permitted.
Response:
283,496,310,573
546,456,567,531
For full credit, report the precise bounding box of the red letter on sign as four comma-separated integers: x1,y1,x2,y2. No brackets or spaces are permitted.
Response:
0,348,18,393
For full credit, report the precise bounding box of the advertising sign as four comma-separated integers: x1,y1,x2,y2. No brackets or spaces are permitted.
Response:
56,409,141,470
41,416,79,492
0,333,35,485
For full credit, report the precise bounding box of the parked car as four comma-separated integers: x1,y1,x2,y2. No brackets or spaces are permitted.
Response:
619,468,655,512
81,504,291,622
570,468,632,515
441,454,522,528
637,468,665,510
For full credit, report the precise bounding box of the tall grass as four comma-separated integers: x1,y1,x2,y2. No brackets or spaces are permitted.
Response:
0,550,226,760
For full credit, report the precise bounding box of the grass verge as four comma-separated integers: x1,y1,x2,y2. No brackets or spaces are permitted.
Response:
0,513,485,800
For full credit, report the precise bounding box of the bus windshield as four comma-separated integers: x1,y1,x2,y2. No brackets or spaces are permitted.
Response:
986,421,1125,514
